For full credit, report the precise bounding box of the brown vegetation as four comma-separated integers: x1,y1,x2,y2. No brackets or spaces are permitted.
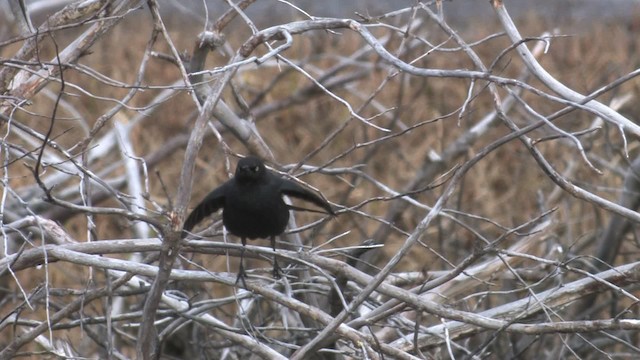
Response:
2,1,640,359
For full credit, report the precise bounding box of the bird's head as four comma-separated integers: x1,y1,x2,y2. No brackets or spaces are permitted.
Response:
235,156,267,183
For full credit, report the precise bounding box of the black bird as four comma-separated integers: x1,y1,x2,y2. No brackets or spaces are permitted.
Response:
183,156,335,282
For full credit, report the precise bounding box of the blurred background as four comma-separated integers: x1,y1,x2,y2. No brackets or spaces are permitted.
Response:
2,0,640,358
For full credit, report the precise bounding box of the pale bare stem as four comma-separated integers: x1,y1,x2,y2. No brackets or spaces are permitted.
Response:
1,0,141,114
293,119,475,357
252,50,381,121
3,0,640,357
1,147,36,311
443,317,456,359
287,31,433,172
147,0,201,112
0,0,107,95
355,61,536,270
84,13,162,146
256,29,293,63
393,259,640,350
0,268,138,358
114,118,151,240
504,113,640,224
282,59,391,133
589,93,634,136
511,91,602,173
8,124,156,219
369,213,555,345
492,0,640,137
2,236,640,355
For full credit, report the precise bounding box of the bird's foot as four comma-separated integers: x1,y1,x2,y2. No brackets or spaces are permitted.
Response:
272,259,282,279
235,263,248,288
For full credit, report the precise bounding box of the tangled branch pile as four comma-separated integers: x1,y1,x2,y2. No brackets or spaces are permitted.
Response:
2,0,640,358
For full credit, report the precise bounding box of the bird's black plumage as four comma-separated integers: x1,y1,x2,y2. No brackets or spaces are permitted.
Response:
183,156,335,281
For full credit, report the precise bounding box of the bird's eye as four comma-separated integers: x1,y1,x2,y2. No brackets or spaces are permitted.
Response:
252,166,259,172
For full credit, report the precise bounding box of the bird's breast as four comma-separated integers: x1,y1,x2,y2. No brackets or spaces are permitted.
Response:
222,185,290,239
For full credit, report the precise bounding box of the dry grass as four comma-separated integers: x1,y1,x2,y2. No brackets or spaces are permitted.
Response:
2,5,640,358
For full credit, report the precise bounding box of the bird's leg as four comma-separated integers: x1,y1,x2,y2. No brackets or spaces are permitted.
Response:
271,235,281,279
235,237,248,287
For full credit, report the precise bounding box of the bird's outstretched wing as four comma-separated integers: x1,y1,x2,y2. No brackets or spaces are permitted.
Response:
183,184,227,236
279,178,335,215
